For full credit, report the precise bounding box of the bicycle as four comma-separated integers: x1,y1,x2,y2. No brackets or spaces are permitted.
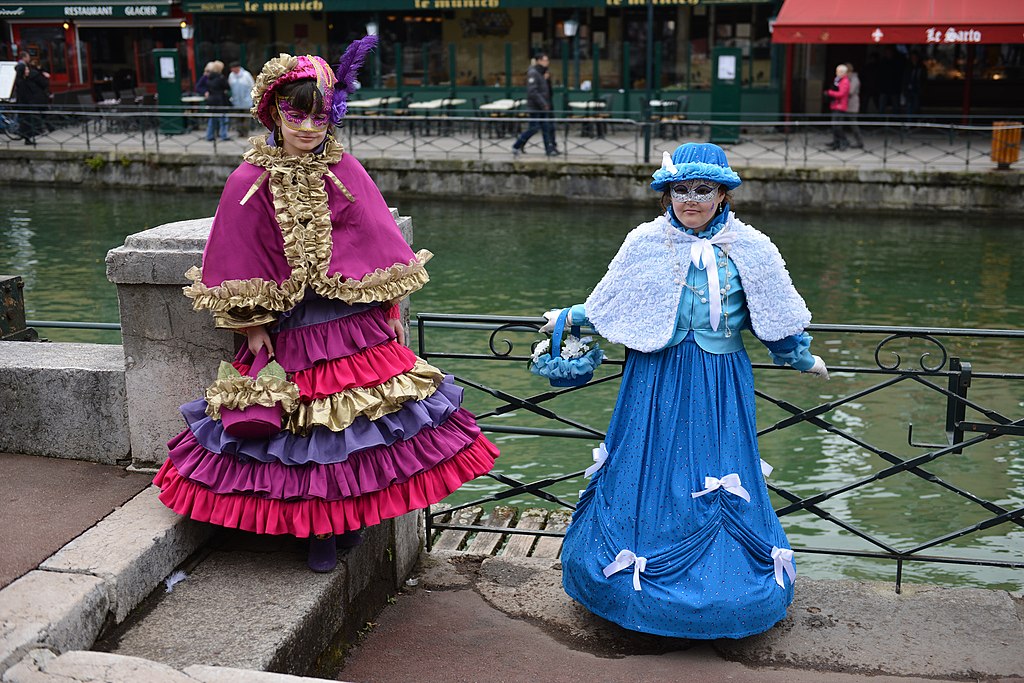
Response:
0,103,23,140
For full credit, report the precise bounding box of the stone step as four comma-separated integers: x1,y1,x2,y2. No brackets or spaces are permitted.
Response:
101,514,419,677
0,482,422,682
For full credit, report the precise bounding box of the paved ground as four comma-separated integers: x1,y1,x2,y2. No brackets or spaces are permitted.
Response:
0,452,152,589
339,552,1024,683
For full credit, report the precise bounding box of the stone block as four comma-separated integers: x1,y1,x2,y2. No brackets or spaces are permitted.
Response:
392,510,423,586
343,521,393,601
185,664,346,683
3,649,194,683
106,219,235,468
0,572,107,672
40,487,214,624
0,342,128,463
112,549,348,676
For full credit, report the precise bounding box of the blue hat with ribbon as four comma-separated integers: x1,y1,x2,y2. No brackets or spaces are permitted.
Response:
650,142,742,192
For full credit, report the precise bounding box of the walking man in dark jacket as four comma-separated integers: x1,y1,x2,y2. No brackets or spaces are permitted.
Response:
512,52,559,158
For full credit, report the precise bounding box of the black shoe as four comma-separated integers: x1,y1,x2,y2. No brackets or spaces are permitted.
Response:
824,143,838,150
546,150,559,157
24,138,36,146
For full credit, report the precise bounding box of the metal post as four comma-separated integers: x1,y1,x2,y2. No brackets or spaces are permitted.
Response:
643,0,654,162
573,33,580,91
592,42,600,99
622,41,631,115
422,44,429,87
562,40,570,111
396,43,403,98
449,43,457,96
505,43,512,99
478,43,484,86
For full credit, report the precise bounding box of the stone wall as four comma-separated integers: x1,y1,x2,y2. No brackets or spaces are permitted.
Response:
0,342,129,463
0,149,1021,215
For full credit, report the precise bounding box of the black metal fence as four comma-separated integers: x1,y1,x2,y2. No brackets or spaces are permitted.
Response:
1,103,1019,172
419,314,1024,592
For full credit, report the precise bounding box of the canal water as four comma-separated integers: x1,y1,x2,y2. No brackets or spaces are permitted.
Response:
2,185,1023,590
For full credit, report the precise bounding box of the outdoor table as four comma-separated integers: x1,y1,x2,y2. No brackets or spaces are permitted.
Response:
346,96,403,109
568,99,609,137
567,100,607,111
180,95,204,132
346,96,403,134
407,98,466,135
96,99,121,132
407,98,466,110
478,99,525,138
479,98,524,111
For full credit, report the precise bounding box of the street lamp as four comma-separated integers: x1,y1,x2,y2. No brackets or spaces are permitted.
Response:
180,20,197,91
563,16,580,90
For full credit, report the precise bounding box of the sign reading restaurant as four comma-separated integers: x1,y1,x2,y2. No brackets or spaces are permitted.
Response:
0,3,170,17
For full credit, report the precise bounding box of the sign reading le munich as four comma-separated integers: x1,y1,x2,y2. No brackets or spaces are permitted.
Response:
188,0,750,10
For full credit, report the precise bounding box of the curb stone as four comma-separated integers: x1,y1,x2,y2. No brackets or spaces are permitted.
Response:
1,649,354,683
39,486,215,624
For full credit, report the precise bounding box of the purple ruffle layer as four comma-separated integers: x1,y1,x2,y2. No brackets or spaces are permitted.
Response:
179,378,465,466
273,296,373,332
274,305,395,373
168,408,482,501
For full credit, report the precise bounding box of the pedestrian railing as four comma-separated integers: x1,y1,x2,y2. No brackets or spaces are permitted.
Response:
1,104,1019,172
417,313,1024,592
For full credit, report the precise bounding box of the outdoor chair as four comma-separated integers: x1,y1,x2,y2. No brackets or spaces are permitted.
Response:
76,93,101,134
650,95,689,139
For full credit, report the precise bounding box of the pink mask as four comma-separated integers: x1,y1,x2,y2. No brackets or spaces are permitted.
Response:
276,97,330,132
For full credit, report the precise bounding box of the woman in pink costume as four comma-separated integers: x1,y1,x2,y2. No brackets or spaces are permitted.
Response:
154,39,500,571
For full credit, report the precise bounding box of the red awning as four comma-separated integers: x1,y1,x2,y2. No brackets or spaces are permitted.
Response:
771,0,1024,44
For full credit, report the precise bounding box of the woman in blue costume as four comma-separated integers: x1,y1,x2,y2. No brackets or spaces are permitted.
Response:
548,143,829,639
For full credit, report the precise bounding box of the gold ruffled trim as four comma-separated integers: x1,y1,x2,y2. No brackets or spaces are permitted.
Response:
213,309,278,331
284,359,446,434
205,375,301,421
185,136,432,316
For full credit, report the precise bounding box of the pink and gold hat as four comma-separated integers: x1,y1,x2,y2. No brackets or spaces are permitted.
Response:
250,36,378,130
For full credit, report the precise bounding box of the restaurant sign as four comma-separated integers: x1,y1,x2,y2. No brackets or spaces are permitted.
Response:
925,27,983,43
0,3,170,18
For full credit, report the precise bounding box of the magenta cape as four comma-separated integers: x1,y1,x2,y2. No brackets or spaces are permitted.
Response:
201,151,415,291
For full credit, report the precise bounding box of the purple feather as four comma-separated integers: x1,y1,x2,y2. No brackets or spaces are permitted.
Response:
331,35,378,124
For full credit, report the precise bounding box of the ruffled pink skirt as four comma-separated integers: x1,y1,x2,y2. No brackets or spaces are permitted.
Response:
154,298,499,537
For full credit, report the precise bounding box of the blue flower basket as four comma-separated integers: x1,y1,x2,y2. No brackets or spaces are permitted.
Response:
529,308,605,387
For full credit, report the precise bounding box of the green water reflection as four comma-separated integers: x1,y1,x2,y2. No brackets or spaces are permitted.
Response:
2,186,1022,589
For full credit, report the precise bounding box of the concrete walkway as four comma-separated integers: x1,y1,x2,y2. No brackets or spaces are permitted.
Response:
0,453,151,589
341,551,1024,683
1,452,1022,681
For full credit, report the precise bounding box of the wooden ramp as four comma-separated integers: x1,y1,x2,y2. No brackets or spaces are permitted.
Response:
427,505,572,559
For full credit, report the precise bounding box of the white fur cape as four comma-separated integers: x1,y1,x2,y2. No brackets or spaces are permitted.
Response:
584,213,811,353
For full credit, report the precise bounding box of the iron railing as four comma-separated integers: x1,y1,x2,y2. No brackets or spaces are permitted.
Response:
418,314,1024,592
0,104,1019,171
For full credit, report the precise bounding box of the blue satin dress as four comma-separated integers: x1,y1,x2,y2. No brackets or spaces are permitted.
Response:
560,209,814,639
